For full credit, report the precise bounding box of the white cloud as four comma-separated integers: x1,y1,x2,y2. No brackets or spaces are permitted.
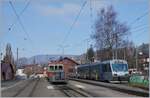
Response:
31,2,84,27
31,1,111,27
33,2,81,17
92,0,110,11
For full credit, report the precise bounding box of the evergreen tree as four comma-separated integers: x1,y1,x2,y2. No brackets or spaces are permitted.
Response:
86,45,95,63
3,43,16,77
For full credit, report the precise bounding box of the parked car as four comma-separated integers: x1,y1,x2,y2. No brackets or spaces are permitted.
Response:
16,75,27,80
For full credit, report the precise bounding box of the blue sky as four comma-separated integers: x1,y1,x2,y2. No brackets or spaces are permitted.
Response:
0,0,149,59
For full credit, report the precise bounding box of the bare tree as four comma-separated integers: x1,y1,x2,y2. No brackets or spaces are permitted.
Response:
23,67,33,78
92,5,130,60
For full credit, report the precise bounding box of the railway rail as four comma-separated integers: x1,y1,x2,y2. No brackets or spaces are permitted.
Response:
13,78,39,97
70,78,149,97
2,78,148,97
53,84,92,97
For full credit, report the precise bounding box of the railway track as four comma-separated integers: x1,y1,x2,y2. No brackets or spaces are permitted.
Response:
54,84,92,97
29,78,40,97
69,78,149,97
12,79,32,97
13,78,39,97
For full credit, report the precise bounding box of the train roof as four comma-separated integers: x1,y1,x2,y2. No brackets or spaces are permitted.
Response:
77,62,101,68
101,59,127,64
77,59,128,68
77,64,89,67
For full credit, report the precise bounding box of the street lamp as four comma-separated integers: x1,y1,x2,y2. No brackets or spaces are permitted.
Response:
139,52,143,55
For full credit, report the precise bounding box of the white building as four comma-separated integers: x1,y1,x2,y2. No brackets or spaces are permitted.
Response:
16,68,27,79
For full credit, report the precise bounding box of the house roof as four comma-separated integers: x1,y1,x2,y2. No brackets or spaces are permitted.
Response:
23,64,37,67
48,57,79,65
63,57,79,65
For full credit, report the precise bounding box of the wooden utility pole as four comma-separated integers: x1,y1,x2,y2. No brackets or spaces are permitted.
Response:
16,48,18,66
124,48,126,60
59,45,69,56
136,46,138,70
115,34,118,59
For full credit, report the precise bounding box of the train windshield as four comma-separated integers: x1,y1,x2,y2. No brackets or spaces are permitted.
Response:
112,64,128,72
49,66,54,71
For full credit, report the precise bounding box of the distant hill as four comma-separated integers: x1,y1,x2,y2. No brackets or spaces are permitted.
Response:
17,54,79,67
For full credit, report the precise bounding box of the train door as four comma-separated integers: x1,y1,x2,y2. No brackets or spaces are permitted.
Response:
94,65,100,80
90,65,99,80
55,64,64,80
99,64,104,81
90,65,95,80
102,63,113,81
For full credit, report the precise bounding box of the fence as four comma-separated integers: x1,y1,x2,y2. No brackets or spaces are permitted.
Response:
129,75,149,89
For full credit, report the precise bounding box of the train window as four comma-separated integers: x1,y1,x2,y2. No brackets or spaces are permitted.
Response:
102,64,107,72
49,66,54,71
102,64,111,72
59,66,63,70
112,64,128,72
106,64,111,72
55,66,58,70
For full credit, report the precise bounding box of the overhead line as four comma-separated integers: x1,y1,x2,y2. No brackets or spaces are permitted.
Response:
130,11,149,25
134,30,148,39
9,0,31,31
9,1,34,48
129,10,149,38
131,23,148,29
131,25,149,32
131,27,148,32
61,0,87,44
90,0,94,30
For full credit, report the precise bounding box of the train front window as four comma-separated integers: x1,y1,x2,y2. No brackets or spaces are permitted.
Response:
59,66,63,70
55,66,58,70
49,66,54,71
112,64,128,72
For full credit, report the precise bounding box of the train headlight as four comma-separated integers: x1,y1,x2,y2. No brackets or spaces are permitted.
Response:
114,74,117,76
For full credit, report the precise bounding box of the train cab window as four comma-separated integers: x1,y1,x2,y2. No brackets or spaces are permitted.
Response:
102,64,111,72
55,66,58,70
58,66,63,70
49,66,54,71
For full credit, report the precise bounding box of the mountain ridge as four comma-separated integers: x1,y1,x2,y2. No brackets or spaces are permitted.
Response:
17,54,79,67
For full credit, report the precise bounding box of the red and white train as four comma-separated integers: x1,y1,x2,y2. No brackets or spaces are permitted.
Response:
46,63,67,83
